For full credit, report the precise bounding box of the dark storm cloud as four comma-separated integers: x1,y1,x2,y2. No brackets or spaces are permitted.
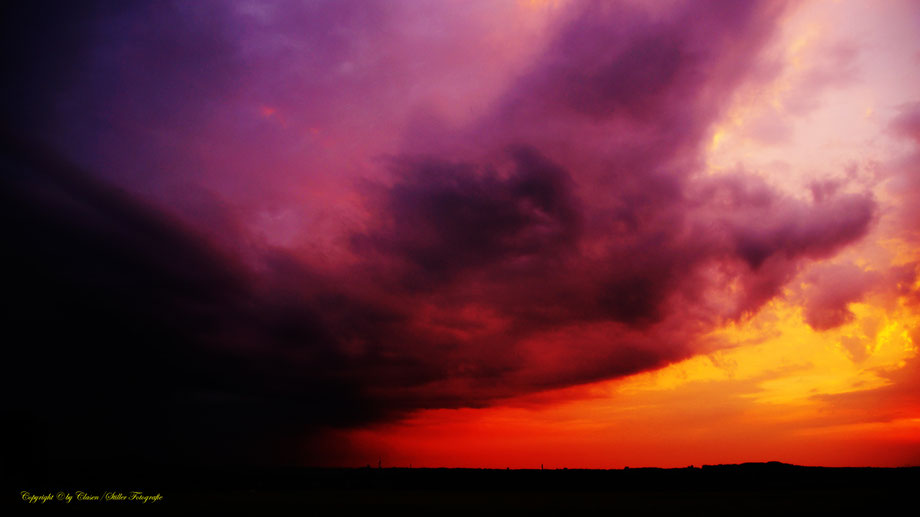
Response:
352,146,580,289
1,132,458,465
0,135,377,465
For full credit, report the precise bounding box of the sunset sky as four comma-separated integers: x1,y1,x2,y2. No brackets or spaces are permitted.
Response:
3,0,920,469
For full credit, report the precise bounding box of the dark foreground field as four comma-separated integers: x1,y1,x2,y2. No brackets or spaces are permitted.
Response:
12,462,919,514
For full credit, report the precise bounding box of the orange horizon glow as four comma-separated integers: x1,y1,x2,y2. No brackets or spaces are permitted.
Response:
336,295,920,469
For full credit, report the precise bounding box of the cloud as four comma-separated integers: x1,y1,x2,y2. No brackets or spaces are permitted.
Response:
801,264,880,331
892,103,920,145
1,133,424,466
877,103,920,254
1,0,885,467
352,146,580,289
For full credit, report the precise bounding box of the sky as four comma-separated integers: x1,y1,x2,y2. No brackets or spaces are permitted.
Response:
2,0,919,469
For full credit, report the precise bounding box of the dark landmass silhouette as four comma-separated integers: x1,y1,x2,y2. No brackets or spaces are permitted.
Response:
12,461,918,513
